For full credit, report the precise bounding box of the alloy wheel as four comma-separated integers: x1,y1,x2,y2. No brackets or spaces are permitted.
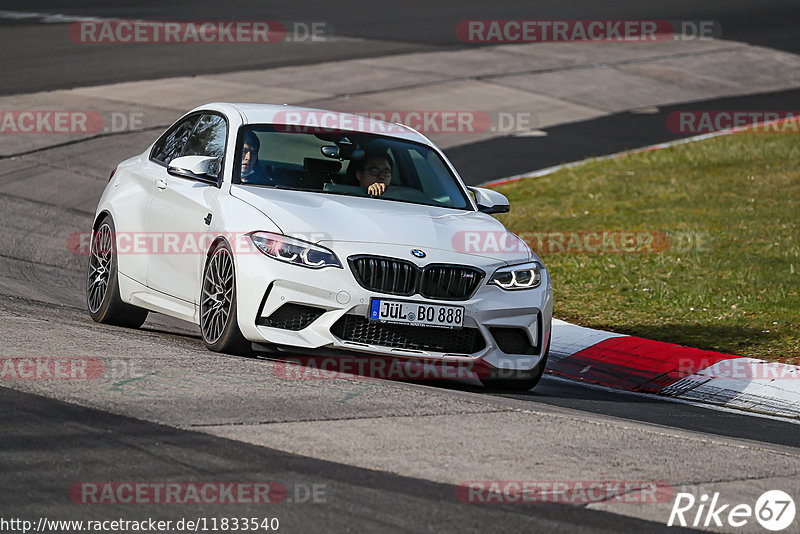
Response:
201,247,235,344
87,223,113,313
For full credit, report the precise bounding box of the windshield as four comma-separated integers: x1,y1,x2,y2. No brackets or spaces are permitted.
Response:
232,126,472,210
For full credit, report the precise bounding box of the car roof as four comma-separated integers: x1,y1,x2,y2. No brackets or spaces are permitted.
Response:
190,102,432,145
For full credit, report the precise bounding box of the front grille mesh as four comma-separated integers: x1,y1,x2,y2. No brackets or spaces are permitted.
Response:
420,265,483,300
331,315,485,354
349,256,484,300
350,257,416,296
257,303,325,331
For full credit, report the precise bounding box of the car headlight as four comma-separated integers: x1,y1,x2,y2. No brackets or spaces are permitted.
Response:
249,232,342,269
488,262,543,290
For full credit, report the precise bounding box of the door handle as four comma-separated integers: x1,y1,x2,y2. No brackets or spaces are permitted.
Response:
156,178,168,190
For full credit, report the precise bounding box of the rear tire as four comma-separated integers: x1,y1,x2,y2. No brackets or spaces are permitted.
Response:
87,215,149,328
480,341,549,392
200,240,251,355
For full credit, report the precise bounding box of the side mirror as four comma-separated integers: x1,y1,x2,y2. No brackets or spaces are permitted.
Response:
167,155,220,184
468,186,510,214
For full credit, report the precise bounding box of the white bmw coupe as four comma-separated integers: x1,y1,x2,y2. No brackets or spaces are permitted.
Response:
87,103,553,390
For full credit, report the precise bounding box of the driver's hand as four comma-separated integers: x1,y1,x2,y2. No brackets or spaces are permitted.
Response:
367,182,387,196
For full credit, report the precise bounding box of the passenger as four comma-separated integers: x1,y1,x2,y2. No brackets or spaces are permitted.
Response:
239,131,270,184
355,153,392,196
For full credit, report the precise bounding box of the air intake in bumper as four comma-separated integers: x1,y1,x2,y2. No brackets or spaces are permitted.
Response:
331,314,486,355
257,303,325,331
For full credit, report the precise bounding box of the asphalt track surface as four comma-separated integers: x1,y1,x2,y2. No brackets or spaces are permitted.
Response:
449,87,800,184
2,387,699,534
2,2,800,532
2,0,800,95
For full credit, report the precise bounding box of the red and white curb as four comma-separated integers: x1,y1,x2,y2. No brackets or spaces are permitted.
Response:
484,122,800,419
548,319,800,419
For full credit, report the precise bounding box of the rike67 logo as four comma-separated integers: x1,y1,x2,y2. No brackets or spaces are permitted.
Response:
668,490,795,531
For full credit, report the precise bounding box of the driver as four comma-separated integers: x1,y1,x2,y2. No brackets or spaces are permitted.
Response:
239,131,270,184
355,153,392,196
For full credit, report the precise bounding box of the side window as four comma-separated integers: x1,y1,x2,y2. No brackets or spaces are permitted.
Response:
410,148,464,205
151,115,199,165
180,114,227,179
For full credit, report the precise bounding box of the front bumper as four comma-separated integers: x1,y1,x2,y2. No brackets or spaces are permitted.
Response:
233,239,553,372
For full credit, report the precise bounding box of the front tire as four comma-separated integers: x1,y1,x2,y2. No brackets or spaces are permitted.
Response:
200,240,250,355
87,216,149,328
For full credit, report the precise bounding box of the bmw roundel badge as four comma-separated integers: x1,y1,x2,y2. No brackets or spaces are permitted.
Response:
411,249,426,258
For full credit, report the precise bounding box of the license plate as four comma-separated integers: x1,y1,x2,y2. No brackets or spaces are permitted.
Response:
368,299,464,329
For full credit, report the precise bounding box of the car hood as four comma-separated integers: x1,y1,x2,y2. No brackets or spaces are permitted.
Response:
231,186,530,263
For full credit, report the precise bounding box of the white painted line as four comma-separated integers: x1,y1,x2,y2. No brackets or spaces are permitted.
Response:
482,116,800,187
0,10,109,24
482,129,733,187
545,375,800,425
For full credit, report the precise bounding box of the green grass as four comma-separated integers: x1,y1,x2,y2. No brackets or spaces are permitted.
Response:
492,131,800,364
